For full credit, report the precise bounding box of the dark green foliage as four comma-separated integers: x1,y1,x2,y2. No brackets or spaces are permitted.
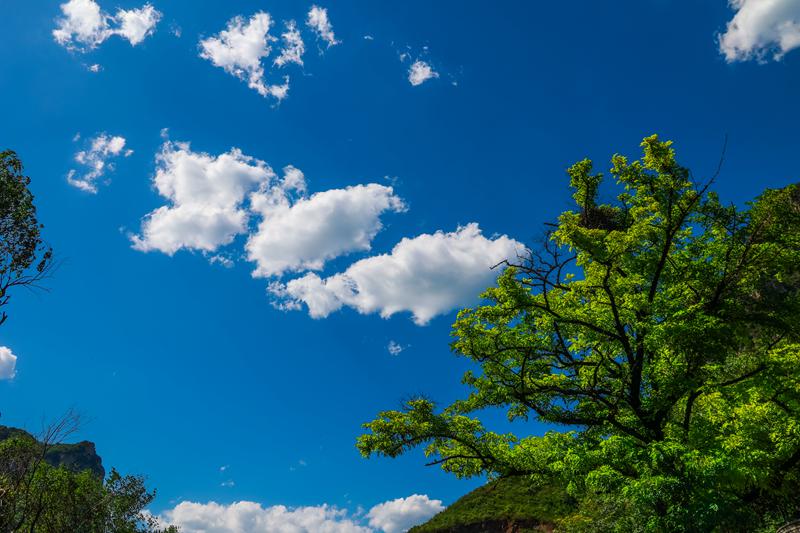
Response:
0,150,52,325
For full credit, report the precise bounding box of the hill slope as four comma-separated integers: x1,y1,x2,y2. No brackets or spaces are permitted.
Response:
410,476,574,533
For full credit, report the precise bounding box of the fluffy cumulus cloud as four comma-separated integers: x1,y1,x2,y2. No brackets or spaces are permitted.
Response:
246,173,406,277
131,141,273,255
199,12,285,99
719,0,800,62
307,5,339,47
53,0,161,51
271,223,525,325
157,501,371,533
156,495,443,533
0,347,17,380
408,60,439,86
131,143,402,274
114,4,161,45
67,133,132,193
366,495,444,533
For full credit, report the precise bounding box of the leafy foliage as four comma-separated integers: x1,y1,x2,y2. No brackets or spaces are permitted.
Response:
358,136,800,531
0,428,176,532
0,150,52,325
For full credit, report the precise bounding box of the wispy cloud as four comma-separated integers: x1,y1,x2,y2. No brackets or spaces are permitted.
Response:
67,133,132,193
274,20,305,67
307,5,340,47
387,341,406,356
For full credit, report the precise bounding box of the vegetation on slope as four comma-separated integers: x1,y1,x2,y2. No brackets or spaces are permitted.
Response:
410,476,573,533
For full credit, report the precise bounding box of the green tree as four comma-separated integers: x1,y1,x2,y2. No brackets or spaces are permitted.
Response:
0,153,174,532
0,150,52,326
358,136,800,531
0,414,177,532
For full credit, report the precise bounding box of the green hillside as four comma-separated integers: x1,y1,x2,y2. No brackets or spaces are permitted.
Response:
410,476,575,533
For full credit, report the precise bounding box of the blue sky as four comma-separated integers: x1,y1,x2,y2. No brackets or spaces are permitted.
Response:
1,1,799,531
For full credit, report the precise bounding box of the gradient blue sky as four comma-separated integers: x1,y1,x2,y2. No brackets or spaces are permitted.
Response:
1,1,799,531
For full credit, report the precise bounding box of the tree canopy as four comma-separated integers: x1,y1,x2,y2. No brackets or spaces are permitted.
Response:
0,150,52,326
357,135,800,531
0,415,177,532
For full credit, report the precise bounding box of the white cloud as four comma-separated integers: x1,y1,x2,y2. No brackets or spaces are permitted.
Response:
274,20,305,67
200,12,290,100
271,224,524,325
0,347,17,380
156,495,444,533
719,0,800,62
87,63,102,72
367,495,444,533
53,0,160,52
408,60,438,86
158,501,371,533
387,341,406,356
246,173,406,277
307,6,340,47
131,140,274,255
209,255,235,268
67,133,131,193
114,4,162,46
131,142,404,276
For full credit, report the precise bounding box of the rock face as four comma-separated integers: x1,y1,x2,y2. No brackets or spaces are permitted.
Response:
0,425,105,478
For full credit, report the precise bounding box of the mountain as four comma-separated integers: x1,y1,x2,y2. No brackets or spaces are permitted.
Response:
410,476,574,533
0,425,105,478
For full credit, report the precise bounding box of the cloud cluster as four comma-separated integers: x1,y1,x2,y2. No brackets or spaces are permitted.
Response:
719,0,800,62
53,0,161,52
200,6,338,101
131,141,273,255
0,347,17,380
407,60,439,86
132,142,405,276
271,224,524,325
366,495,444,533
157,494,443,533
131,140,521,325
67,133,132,193
158,501,370,533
